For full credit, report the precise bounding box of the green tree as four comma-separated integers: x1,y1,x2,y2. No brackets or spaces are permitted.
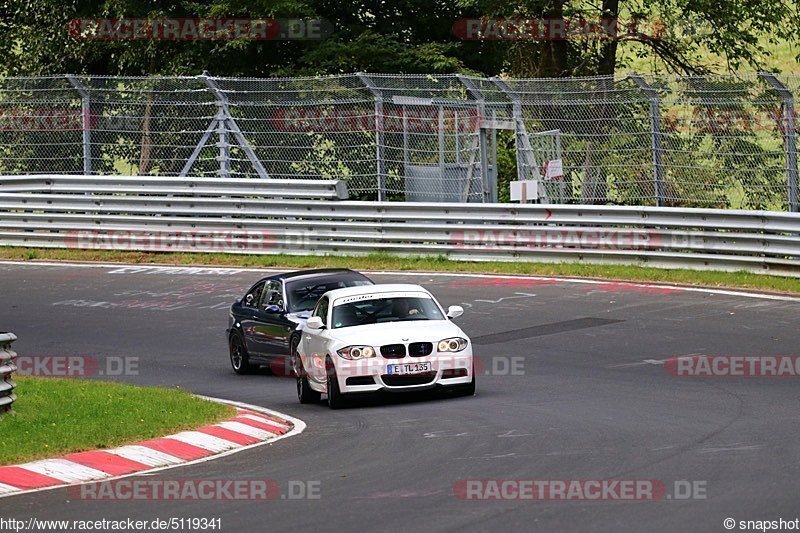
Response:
456,0,799,76
0,0,494,76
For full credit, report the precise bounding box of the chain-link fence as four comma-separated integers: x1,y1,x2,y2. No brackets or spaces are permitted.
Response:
0,72,797,210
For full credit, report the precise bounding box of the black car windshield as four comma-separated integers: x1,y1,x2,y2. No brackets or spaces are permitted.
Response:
331,296,444,329
286,275,372,312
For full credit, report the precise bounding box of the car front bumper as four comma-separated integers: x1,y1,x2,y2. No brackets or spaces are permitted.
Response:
331,351,474,394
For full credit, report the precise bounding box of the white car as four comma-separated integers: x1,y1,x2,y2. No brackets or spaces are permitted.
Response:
293,284,475,408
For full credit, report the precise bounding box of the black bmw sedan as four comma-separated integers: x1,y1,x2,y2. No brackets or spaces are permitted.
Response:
227,268,373,375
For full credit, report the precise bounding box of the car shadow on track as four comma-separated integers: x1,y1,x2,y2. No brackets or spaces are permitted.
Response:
229,364,481,409
309,389,476,410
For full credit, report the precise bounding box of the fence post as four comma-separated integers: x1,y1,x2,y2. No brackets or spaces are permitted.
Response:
490,77,529,183
0,333,18,414
65,75,92,175
760,72,799,213
195,73,270,179
201,75,231,178
629,73,665,207
356,73,386,201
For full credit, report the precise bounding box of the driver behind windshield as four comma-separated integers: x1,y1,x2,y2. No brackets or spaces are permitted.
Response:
392,298,419,318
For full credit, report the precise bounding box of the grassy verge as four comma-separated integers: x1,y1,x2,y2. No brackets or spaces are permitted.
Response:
2,246,800,295
0,376,234,465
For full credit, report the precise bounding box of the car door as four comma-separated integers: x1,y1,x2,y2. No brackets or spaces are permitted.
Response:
254,280,295,360
303,296,330,382
240,281,268,359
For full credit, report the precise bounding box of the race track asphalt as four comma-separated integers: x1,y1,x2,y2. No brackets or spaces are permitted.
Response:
1,262,798,532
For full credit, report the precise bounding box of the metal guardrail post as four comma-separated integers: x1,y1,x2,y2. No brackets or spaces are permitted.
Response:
356,73,386,201
760,72,799,213
0,333,18,413
629,74,666,207
457,75,494,203
65,75,92,175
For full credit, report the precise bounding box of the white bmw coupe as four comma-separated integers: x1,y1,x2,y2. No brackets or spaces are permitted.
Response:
292,284,474,408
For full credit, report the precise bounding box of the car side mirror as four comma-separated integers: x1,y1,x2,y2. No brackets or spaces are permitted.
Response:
263,304,283,314
446,305,464,319
306,316,325,330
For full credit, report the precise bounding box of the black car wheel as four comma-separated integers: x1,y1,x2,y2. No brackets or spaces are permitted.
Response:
326,356,347,409
454,373,476,397
294,337,321,404
229,333,255,375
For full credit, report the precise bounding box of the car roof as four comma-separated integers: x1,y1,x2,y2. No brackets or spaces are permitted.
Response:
259,268,369,284
325,284,430,302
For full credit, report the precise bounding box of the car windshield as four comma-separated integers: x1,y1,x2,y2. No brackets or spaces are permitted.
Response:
331,296,444,329
286,275,372,312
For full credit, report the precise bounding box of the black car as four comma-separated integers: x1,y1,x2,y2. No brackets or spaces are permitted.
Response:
227,268,373,375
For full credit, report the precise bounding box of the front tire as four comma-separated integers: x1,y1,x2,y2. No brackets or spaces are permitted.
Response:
453,370,476,397
294,338,320,404
459,374,476,396
229,333,255,375
326,356,347,409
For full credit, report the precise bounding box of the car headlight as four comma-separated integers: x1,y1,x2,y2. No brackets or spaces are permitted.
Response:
337,345,376,360
437,337,468,352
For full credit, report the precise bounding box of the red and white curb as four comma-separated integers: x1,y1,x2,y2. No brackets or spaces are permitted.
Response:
0,397,306,499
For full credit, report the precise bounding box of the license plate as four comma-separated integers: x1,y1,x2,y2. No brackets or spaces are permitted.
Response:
387,362,432,375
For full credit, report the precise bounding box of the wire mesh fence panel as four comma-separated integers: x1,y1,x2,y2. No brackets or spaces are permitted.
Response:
499,76,655,205
651,74,788,210
77,76,216,176
365,74,487,202
0,77,85,174
0,73,796,209
213,75,378,195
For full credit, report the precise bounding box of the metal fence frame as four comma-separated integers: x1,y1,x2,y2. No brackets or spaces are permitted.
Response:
0,73,798,209
0,333,18,413
1,175,798,276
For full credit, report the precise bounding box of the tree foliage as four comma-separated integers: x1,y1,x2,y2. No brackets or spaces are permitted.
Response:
2,0,796,77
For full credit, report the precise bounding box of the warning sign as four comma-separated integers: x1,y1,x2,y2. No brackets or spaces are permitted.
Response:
543,159,563,179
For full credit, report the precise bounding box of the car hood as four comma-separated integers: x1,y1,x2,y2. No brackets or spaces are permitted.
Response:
326,320,467,346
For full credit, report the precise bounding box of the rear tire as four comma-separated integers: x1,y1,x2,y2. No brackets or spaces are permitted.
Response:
229,333,255,375
326,356,347,409
294,339,321,404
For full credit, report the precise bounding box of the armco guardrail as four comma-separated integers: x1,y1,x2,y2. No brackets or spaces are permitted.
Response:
0,333,18,413
0,175,349,199
0,176,798,276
